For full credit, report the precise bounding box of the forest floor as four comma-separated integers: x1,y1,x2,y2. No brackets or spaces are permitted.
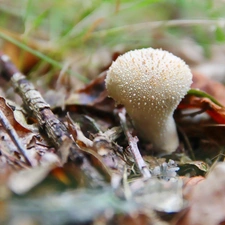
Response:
1,1,225,225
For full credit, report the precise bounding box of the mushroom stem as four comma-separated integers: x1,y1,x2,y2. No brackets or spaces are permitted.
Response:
130,109,179,153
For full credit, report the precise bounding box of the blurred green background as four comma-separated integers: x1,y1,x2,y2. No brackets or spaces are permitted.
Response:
0,0,225,83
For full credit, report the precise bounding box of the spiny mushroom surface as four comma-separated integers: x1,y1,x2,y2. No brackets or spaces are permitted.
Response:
105,48,193,154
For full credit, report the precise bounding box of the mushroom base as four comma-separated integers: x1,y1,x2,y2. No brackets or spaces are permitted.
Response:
130,112,179,154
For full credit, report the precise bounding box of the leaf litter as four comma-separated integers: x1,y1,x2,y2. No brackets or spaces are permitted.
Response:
1,46,225,225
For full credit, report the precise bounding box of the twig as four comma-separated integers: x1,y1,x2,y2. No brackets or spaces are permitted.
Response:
177,125,195,160
0,110,33,166
117,108,151,179
1,147,30,169
0,52,106,187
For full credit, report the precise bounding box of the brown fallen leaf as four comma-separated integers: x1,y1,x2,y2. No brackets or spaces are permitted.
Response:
0,97,31,134
0,96,39,165
180,95,225,124
177,163,225,225
1,29,42,73
182,176,205,199
8,162,58,194
65,72,115,112
115,213,150,225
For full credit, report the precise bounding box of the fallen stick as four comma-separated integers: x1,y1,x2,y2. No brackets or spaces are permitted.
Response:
0,52,106,187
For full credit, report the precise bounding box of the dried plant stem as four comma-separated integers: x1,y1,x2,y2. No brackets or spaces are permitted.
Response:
118,108,151,179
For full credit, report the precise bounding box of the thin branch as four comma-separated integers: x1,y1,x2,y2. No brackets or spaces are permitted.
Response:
118,108,151,179
0,110,33,166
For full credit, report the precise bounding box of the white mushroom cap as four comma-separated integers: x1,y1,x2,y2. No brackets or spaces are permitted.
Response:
105,48,193,153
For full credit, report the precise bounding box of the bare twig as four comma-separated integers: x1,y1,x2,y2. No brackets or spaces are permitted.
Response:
177,125,195,160
117,108,151,179
0,147,30,169
0,110,33,166
0,52,106,187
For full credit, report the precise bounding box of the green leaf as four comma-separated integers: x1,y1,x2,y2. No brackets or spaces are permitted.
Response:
188,89,223,107
215,26,225,43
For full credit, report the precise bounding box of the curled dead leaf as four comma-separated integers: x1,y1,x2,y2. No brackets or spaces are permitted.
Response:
180,95,225,124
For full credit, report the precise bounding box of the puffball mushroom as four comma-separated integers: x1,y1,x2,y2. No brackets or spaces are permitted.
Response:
105,48,193,154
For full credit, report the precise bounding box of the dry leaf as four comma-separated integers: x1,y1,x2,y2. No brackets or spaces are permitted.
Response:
177,163,225,225
180,95,225,124
8,164,57,194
